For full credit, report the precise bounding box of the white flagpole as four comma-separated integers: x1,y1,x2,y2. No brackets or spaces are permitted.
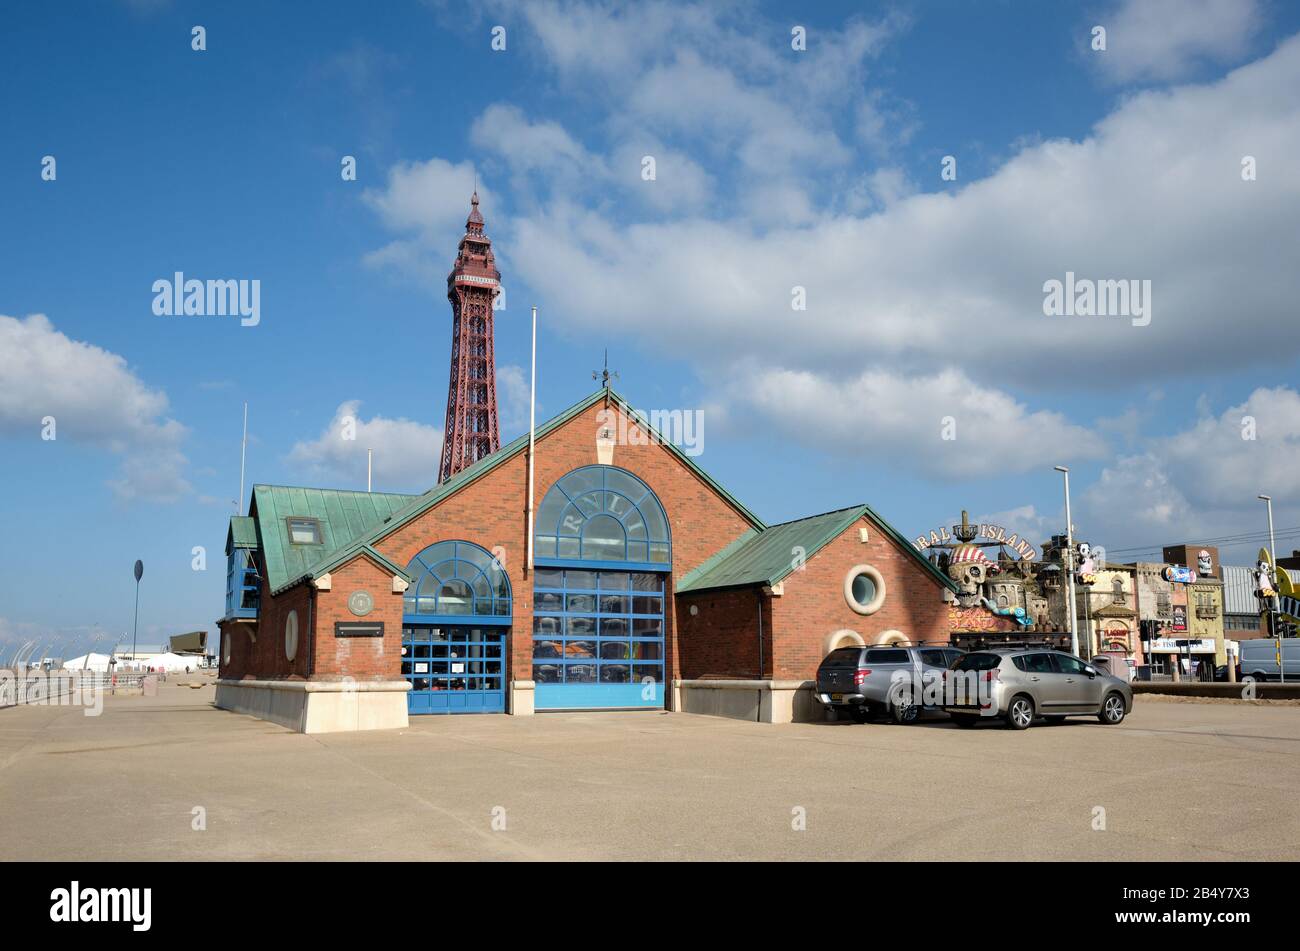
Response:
527,305,537,574
238,401,248,515
367,448,373,492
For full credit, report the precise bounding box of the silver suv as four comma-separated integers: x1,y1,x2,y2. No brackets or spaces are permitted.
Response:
942,649,1133,730
816,644,964,724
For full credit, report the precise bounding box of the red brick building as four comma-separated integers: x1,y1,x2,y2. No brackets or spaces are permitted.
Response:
216,387,959,731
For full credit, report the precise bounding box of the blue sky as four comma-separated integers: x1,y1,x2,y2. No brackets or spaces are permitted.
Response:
3,0,1300,658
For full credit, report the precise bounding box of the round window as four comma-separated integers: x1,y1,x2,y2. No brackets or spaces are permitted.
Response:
844,564,886,616
222,634,231,665
285,609,299,662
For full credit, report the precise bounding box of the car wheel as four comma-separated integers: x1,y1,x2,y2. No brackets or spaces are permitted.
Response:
1005,695,1035,730
1098,692,1126,725
824,705,841,722
951,714,979,728
1044,715,1066,725
890,688,920,724
850,706,871,724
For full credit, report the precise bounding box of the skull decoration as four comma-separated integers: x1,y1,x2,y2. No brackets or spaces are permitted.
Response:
1197,549,1213,576
947,544,999,606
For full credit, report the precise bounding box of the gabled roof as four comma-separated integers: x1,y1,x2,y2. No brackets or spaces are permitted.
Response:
267,387,768,595
250,485,420,595
676,503,959,594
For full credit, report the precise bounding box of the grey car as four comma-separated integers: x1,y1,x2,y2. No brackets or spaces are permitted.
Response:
941,649,1133,730
815,644,964,724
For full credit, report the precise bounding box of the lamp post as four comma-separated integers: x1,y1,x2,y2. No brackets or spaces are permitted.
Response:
131,560,143,670
1055,466,1080,657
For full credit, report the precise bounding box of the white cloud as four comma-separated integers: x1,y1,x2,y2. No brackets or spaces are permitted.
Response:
503,35,1300,388
0,314,190,501
1094,0,1264,84
287,400,443,492
1078,386,1300,557
496,364,532,433
734,365,1108,477
362,156,488,238
360,158,492,286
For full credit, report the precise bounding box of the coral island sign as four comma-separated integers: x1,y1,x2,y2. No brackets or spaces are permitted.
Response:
913,522,1039,561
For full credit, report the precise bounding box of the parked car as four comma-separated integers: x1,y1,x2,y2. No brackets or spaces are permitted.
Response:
816,644,965,724
1238,638,1300,682
941,649,1133,730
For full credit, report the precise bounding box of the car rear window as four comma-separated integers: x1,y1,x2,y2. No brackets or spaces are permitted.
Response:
951,652,1002,671
864,649,910,664
919,649,949,667
822,647,862,665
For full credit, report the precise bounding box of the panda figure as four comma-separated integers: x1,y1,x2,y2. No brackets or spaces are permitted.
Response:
1255,559,1278,603
1076,542,1098,586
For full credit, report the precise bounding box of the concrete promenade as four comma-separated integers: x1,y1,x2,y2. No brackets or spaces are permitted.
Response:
1,681,1297,861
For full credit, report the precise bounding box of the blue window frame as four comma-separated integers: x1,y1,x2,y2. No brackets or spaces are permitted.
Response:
225,548,259,619
532,568,665,709
533,466,671,570
403,540,512,625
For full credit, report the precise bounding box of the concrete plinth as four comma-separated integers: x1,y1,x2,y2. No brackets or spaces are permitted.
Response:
509,679,535,716
675,679,818,723
215,679,410,733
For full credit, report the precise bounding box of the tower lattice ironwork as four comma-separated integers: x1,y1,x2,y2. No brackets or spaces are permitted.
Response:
438,192,502,483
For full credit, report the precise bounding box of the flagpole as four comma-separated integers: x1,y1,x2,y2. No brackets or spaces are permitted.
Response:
526,306,537,575
238,401,248,515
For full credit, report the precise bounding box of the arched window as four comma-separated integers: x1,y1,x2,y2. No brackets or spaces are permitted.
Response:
403,540,511,619
534,466,671,566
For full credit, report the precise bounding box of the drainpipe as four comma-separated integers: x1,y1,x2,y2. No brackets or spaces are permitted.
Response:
307,587,315,679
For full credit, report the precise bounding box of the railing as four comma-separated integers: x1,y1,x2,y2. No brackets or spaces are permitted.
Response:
0,668,150,709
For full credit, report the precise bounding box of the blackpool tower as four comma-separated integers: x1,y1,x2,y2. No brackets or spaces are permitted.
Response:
438,192,501,483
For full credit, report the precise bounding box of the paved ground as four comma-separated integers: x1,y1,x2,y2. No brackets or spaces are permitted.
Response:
2,680,1297,861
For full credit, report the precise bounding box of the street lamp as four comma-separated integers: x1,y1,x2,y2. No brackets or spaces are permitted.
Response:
131,560,144,670
1258,495,1277,568
1055,466,1080,658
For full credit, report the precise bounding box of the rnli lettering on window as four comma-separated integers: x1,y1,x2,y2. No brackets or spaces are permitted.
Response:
335,622,384,638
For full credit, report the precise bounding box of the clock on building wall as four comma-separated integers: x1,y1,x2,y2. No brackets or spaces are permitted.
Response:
348,590,375,617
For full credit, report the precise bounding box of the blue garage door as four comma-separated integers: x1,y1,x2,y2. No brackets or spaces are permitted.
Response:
531,465,672,711
403,625,506,714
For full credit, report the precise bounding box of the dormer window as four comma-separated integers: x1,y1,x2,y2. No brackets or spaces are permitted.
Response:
286,517,322,545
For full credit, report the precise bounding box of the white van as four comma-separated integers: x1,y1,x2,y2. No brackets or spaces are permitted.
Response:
1239,638,1300,682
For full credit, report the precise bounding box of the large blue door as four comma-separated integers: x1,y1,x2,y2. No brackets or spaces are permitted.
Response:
403,625,506,714
531,465,673,711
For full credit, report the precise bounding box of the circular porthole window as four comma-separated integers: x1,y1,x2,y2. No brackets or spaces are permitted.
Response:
222,634,231,665
285,610,299,662
845,564,886,615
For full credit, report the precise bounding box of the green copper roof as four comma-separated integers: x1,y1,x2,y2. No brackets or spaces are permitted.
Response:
228,515,258,550
250,485,420,595
677,503,959,594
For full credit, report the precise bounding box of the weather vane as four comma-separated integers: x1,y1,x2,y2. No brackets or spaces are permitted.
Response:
592,349,618,389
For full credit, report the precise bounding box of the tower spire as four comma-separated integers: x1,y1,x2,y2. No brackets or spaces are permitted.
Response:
438,192,501,483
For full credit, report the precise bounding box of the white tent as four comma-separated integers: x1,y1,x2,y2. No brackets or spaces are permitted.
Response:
61,652,114,672
138,651,200,672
